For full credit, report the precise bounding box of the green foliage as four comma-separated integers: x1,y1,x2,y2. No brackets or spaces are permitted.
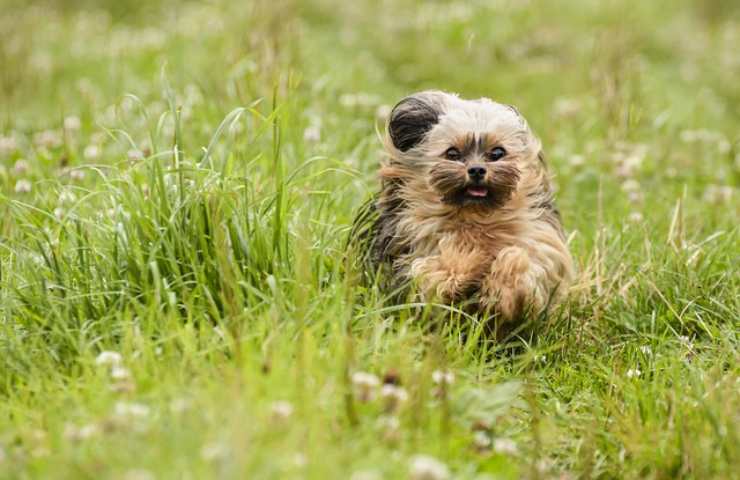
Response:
0,0,738,478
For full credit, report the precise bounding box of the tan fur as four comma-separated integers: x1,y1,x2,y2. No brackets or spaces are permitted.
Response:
372,91,574,324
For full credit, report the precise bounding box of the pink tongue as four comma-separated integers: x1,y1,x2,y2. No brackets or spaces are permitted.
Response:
467,186,488,197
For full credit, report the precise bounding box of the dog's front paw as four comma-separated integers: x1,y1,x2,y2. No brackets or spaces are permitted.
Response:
480,246,546,321
410,256,476,302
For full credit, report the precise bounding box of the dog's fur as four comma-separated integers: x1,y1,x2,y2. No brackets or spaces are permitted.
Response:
352,91,573,324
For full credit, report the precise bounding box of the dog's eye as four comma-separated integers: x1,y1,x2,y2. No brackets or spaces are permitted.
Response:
444,147,462,161
487,147,507,161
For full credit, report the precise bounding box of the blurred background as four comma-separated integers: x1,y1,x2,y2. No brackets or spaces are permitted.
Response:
0,2,738,478
2,0,738,218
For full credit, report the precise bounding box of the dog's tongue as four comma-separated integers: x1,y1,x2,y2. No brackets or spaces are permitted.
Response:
466,186,488,197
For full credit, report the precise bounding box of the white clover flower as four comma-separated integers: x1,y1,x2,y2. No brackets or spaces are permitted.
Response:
381,384,408,412
703,185,733,205
271,400,294,421
114,401,150,419
170,398,191,413
493,438,518,455
122,469,155,480
473,431,492,449
409,455,450,480
352,371,380,402
350,470,381,480
0,135,17,154
568,154,585,167
432,370,455,386
58,190,76,204
95,351,123,366
13,159,29,175
83,144,100,160
303,125,321,142
64,423,99,441
626,368,642,379
127,149,144,162
64,116,81,131
14,179,32,193
34,130,62,148
69,169,86,181
110,366,132,380
621,179,640,192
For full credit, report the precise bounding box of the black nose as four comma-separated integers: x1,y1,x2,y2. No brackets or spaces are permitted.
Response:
467,166,486,180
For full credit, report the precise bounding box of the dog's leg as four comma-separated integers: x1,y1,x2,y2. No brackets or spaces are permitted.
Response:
409,243,484,302
479,245,560,322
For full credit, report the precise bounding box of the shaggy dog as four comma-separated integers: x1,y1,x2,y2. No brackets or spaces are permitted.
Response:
352,91,573,327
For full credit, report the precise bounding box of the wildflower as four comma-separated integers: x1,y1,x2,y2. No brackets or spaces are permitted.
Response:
64,116,81,131
408,455,450,480
703,185,733,205
552,97,581,117
473,431,492,450
621,179,640,192
64,423,99,441
270,400,294,421
84,144,100,160
111,366,132,380
568,154,585,167
303,125,321,142
114,401,150,419
380,384,408,412
377,415,401,442
493,438,518,455
170,398,191,413
352,371,380,402
0,135,17,154
13,159,29,175
122,469,155,480
34,130,62,148
15,180,32,193
59,190,76,204
350,470,381,480
95,351,123,366
432,370,455,386
127,149,144,162
69,169,86,181
628,212,644,223
626,368,642,379
53,207,65,220
639,345,652,356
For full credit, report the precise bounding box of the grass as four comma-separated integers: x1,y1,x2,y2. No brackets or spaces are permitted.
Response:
0,0,738,478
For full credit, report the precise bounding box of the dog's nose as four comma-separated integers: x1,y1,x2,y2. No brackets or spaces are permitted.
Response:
467,165,486,180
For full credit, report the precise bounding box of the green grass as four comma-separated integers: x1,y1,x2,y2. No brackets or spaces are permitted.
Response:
1,0,738,478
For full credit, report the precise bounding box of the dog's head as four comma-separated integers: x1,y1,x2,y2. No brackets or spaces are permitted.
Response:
384,91,541,209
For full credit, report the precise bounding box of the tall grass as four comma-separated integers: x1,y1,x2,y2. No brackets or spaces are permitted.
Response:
0,0,738,478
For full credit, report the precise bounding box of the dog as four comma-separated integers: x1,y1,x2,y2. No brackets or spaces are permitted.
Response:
352,90,574,327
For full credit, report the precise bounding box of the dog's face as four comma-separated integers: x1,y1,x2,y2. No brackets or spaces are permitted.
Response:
386,91,541,209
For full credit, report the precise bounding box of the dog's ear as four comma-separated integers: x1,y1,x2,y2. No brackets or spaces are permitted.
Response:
388,93,442,152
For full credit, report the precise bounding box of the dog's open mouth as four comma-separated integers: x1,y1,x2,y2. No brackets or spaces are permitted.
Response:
465,186,489,198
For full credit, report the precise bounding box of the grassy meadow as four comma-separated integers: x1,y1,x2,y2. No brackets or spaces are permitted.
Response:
1,0,738,478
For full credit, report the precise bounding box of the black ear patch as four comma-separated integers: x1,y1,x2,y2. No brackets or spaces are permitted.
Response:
388,95,440,152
